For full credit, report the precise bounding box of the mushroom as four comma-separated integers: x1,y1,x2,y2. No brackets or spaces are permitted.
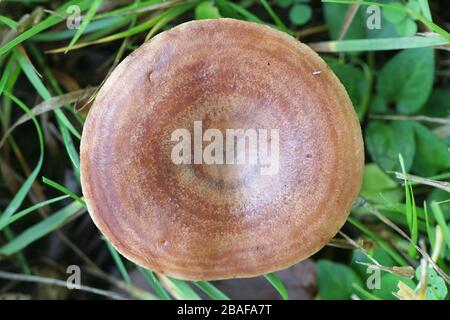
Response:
80,19,364,280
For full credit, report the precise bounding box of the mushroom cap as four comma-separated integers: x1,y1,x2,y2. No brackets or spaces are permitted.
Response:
80,18,364,280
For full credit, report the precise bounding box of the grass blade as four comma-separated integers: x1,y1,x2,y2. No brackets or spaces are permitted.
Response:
104,240,132,285
322,0,450,41
15,48,81,138
264,273,289,300
418,0,432,21
0,92,43,222
144,2,197,41
65,0,104,53
0,0,90,57
159,275,201,300
259,0,290,34
31,17,128,42
0,15,19,30
423,201,435,253
0,195,69,230
194,281,230,300
348,217,408,266
3,227,31,274
399,154,418,258
137,267,171,300
309,35,449,52
430,202,450,251
42,177,85,205
0,201,84,255
216,0,264,24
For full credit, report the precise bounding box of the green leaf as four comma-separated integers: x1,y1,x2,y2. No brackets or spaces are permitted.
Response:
348,217,408,266
352,248,395,278
264,273,289,300
369,95,389,114
422,89,450,118
395,18,417,36
373,273,416,300
0,201,84,255
289,4,312,26
391,121,415,170
416,266,448,300
195,1,222,20
365,121,415,172
361,163,403,204
366,121,397,171
326,58,369,118
382,2,407,23
316,260,363,299
412,123,450,176
377,48,434,114
275,0,294,8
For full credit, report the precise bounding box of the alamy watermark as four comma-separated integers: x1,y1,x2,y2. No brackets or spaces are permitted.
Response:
170,121,279,176
366,5,382,30
366,265,381,290
66,264,81,290
66,5,81,30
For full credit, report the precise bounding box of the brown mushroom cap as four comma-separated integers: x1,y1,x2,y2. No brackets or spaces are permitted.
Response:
80,18,364,280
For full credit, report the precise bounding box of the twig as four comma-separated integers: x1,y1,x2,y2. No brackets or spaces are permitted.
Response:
369,114,450,125
0,270,126,300
84,266,158,300
338,1,361,40
393,172,450,193
0,87,97,149
296,24,327,39
364,202,450,284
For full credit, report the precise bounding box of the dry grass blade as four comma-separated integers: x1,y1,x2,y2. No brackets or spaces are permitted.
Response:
364,203,450,284
338,1,361,40
84,266,159,300
394,172,450,193
0,270,126,300
0,8,44,47
98,0,191,18
339,231,415,277
0,87,97,149
369,114,450,125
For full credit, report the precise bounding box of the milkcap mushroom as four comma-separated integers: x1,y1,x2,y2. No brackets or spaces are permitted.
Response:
80,18,364,280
